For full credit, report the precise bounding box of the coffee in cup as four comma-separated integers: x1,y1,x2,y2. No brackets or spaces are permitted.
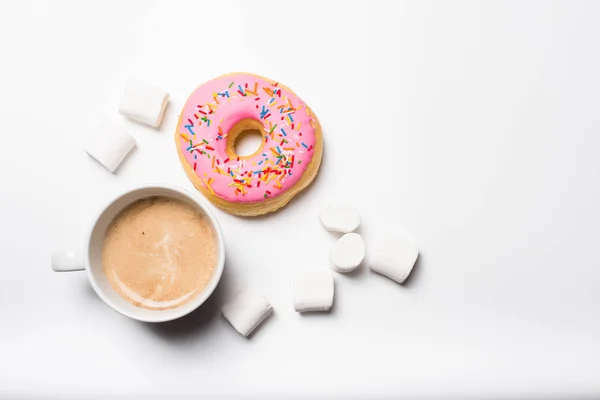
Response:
102,196,218,310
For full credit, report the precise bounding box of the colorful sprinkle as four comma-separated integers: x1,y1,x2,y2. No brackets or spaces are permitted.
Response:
203,178,215,195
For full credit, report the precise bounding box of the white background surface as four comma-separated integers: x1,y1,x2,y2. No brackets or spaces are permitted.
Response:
1,1,600,398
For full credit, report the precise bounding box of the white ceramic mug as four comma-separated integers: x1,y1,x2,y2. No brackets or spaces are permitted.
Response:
51,184,225,323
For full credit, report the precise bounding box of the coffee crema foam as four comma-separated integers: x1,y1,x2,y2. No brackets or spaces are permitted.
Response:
102,196,218,310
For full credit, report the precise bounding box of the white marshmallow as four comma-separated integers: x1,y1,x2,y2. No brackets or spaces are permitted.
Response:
293,269,334,312
330,233,365,273
118,80,169,127
221,288,273,337
320,203,360,233
84,122,136,173
369,237,419,284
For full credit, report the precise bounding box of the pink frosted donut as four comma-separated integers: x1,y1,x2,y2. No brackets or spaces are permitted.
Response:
175,73,323,216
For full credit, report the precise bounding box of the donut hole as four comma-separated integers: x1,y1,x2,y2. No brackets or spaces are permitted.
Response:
234,129,263,157
226,118,266,159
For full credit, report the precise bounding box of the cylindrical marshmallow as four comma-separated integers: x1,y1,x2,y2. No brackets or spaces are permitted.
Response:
119,80,169,128
84,122,136,173
330,233,365,273
320,203,360,233
293,269,334,312
221,288,273,337
369,237,419,284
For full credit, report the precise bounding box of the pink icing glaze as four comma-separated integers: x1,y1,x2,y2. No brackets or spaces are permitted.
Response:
178,74,317,203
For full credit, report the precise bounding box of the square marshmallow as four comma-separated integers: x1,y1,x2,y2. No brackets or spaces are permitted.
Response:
118,80,169,127
84,122,136,173
222,288,273,337
293,269,334,312
369,237,419,284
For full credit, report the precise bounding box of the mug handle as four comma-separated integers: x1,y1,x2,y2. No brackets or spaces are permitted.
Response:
51,251,85,272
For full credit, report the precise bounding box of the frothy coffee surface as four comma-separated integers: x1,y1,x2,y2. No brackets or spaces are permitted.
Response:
102,196,218,310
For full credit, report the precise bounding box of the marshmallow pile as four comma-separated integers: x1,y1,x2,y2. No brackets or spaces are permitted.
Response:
221,203,419,338
84,80,170,173
320,203,419,283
